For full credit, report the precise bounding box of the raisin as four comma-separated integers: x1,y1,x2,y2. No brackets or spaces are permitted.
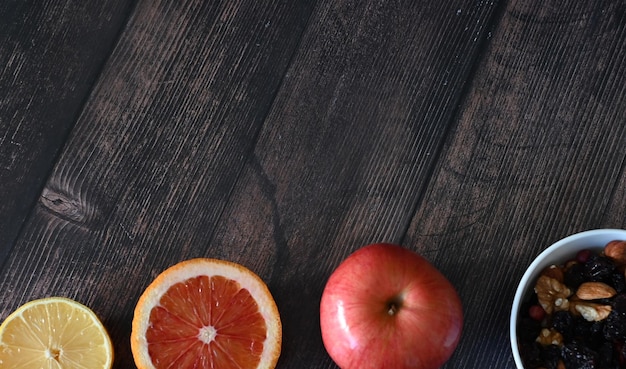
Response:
520,341,544,368
597,341,618,368
584,254,615,282
616,341,626,367
564,262,587,289
573,317,594,339
603,310,626,341
561,342,597,369
609,271,626,294
551,310,574,342
518,317,542,342
612,293,626,315
584,321,605,350
541,344,561,369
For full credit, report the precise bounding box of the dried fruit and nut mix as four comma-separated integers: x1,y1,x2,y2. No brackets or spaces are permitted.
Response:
518,240,626,369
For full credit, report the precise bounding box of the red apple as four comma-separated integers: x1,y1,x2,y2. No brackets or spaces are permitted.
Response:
320,243,463,369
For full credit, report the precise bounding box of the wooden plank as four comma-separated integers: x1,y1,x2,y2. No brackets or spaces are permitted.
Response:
5,0,622,368
0,0,135,263
0,0,315,366
405,1,626,367
210,0,503,367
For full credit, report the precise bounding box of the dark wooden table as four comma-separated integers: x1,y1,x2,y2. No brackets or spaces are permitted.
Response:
1,0,625,368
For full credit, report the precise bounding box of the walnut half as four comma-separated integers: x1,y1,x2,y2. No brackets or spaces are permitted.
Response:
536,328,563,346
534,275,572,314
570,300,612,322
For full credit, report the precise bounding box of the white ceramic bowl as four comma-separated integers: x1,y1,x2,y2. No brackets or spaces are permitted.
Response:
510,228,626,368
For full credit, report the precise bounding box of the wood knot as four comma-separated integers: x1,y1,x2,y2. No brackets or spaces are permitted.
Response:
40,187,91,225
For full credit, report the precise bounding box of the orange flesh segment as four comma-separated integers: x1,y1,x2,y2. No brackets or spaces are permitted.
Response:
145,275,267,369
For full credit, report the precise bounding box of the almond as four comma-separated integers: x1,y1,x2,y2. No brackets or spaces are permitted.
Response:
576,281,616,300
604,240,626,265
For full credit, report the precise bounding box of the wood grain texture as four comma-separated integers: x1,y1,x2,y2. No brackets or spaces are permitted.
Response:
406,0,626,367
0,0,624,368
0,0,135,264
0,0,315,366
210,0,502,367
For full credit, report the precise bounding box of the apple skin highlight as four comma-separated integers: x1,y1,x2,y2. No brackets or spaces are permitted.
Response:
320,243,463,369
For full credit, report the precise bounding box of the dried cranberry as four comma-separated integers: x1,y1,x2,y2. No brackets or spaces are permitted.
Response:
529,304,546,321
577,249,593,263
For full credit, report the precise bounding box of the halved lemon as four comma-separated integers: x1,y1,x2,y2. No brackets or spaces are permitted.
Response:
0,296,114,368
131,258,282,369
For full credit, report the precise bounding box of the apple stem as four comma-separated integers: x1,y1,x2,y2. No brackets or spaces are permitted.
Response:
387,296,402,316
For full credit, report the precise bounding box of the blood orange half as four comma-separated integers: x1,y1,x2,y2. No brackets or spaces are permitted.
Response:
131,258,282,369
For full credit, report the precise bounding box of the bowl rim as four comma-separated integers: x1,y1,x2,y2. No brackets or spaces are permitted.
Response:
509,228,626,368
